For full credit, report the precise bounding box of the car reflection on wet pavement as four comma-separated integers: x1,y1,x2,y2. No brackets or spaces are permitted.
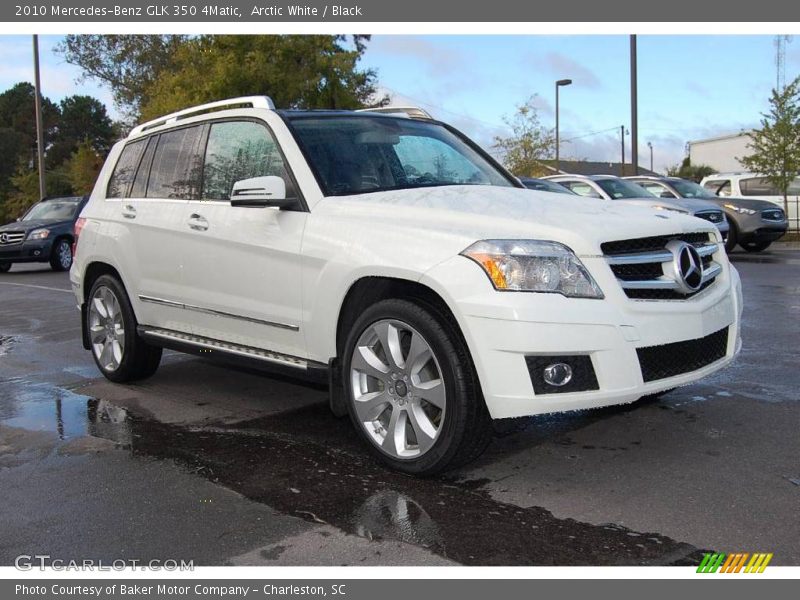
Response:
1,248,799,565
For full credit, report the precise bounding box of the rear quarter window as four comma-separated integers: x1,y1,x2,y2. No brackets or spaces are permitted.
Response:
106,140,146,198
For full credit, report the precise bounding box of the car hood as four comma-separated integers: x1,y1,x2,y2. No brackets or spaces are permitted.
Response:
0,218,70,232
663,197,725,213
314,185,716,257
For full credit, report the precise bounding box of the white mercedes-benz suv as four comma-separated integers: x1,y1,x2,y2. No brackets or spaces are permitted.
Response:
70,97,742,474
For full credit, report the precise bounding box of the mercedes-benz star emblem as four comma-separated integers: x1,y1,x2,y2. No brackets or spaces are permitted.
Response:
666,240,704,294
0,233,7,244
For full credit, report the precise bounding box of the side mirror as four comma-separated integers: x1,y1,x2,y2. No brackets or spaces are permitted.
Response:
230,176,293,208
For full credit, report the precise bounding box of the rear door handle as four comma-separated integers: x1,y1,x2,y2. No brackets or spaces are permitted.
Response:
187,213,209,231
122,204,137,219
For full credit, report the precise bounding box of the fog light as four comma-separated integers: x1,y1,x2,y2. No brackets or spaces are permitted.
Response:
543,363,573,387
33,250,41,256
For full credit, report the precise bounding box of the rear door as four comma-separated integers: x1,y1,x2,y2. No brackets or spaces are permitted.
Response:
178,118,307,358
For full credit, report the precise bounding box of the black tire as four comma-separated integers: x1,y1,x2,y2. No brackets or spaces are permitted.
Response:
0,262,11,273
724,221,738,253
342,298,492,476
86,274,162,383
741,241,772,253
49,238,73,271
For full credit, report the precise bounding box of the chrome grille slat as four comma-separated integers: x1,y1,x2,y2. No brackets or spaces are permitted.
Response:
0,232,25,245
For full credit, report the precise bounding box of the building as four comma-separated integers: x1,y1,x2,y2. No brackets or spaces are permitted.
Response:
688,131,753,172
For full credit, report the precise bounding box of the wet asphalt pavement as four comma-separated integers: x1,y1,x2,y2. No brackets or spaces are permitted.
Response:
1,247,799,566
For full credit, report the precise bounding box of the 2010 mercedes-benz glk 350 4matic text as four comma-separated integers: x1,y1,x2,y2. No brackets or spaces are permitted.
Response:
70,97,742,474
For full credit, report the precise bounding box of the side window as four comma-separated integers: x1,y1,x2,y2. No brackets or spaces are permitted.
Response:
106,140,146,198
703,180,730,197
642,182,675,198
563,182,602,198
129,136,158,198
740,177,779,196
147,125,204,200
202,120,294,201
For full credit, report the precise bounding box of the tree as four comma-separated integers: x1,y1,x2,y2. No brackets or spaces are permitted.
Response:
0,82,60,165
666,157,716,182
48,95,116,167
493,96,555,176
1,163,71,221
65,140,104,195
140,35,384,120
739,77,800,214
56,35,187,118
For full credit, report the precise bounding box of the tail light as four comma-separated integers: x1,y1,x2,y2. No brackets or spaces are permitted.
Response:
73,217,86,257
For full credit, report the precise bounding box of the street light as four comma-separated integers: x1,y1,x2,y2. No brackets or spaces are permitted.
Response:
647,141,653,172
555,78,572,172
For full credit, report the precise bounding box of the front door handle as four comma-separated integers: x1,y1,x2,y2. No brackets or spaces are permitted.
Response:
122,204,137,219
187,213,209,231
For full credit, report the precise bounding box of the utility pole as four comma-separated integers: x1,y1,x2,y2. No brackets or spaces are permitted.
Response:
620,125,625,177
630,35,639,176
33,34,46,200
648,141,653,172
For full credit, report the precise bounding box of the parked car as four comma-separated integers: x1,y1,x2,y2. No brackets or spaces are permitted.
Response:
0,195,88,273
700,172,799,236
71,97,742,474
544,174,730,240
627,175,788,253
518,177,576,194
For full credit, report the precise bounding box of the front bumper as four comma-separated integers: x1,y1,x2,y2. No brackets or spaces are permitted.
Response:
0,238,54,263
421,254,742,419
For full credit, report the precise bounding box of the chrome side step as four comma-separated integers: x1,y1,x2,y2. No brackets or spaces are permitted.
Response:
138,326,316,371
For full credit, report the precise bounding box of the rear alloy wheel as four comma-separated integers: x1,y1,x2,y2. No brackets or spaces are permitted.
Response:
741,241,772,253
87,275,162,382
50,239,73,271
343,299,492,475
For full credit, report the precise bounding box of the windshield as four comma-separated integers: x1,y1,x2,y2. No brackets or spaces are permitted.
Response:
286,115,515,196
595,178,655,199
522,179,575,194
22,199,81,221
668,179,716,199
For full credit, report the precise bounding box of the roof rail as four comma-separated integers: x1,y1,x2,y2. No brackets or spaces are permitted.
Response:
356,106,433,120
129,96,275,138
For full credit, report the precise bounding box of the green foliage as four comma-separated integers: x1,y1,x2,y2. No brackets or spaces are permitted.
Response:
140,35,384,120
666,157,716,182
57,35,186,119
65,140,104,195
0,82,60,162
493,96,555,177
739,77,800,213
2,163,72,221
48,96,115,167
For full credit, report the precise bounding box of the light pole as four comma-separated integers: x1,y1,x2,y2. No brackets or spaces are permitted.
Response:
33,35,46,199
647,141,653,172
630,35,639,176
555,78,572,173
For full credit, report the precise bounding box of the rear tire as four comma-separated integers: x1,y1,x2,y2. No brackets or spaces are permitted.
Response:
86,274,162,383
342,298,491,475
50,238,73,271
0,262,10,273
741,241,771,253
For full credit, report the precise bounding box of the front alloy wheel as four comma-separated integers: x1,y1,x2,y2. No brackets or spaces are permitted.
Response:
50,239,72,271
88,285,126,372
350,319,446,459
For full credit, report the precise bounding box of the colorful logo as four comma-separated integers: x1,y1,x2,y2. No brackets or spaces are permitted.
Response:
697,552,773,573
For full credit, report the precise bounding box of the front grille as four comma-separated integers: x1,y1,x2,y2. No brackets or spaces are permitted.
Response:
0,232,25,245
601,232,711,256
603,232,720,301
637,327,729,382
761,208,785,221
695,210,724,224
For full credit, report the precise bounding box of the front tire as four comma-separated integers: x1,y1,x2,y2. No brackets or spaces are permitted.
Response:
342,298,491,475
0,262,10,273
724,222,738,253
86,275,162,383
50,238,73,271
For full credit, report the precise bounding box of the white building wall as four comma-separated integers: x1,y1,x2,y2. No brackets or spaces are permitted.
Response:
688,132,753,172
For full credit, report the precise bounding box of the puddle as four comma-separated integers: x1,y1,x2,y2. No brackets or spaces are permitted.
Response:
0,381,132,444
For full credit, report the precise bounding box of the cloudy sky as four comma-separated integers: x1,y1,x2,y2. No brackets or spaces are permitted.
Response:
1,34,798,172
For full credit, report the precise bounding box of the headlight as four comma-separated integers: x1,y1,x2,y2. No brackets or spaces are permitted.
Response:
27,228,50,240
723,203,757,215
461,240,604,299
